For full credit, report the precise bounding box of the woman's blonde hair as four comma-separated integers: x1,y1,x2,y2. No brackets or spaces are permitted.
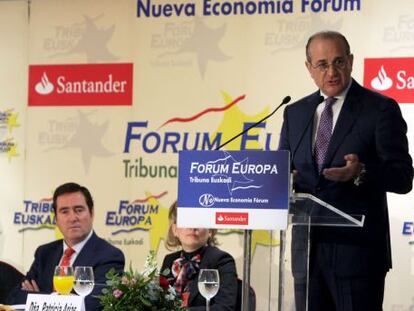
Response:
165,200,218,251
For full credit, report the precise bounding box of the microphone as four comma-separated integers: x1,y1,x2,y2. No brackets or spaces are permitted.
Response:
290,95,324,168
215,95,291,150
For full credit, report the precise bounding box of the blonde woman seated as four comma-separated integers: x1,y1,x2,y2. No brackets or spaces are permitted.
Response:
161,202,238,310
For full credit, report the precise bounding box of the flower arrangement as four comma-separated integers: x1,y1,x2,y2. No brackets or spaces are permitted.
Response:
98,251,184,311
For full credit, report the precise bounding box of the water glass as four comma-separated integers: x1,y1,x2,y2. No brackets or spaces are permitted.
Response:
73,266,95,297
198,269,219,311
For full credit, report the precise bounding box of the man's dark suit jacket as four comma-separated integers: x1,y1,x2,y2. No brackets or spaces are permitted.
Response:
7,231,125,311
161,246,238,311
279,79,413,277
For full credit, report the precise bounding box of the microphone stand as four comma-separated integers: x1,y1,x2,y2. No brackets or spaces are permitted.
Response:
215,96,291,150
214,95,291,311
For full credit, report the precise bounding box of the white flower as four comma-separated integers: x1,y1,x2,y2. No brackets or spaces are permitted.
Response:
165,286,177,301
143,250,158,277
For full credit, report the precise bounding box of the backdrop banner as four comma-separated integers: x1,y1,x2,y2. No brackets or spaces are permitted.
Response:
1,0,414,309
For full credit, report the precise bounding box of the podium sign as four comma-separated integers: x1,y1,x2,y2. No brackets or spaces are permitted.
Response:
177,150,290,230
25,293,84,311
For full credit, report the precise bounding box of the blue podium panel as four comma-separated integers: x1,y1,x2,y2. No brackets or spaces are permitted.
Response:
177,150,290,230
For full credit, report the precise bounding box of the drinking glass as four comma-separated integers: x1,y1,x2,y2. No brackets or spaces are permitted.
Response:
198,269,219,311
53,266,74,295
73,266,95,297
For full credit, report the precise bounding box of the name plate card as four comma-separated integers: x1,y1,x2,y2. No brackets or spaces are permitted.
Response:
178,150,290,230
25,294,84,311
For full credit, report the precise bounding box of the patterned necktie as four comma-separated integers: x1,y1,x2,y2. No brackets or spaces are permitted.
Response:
315,97,337,172
61,247,75,267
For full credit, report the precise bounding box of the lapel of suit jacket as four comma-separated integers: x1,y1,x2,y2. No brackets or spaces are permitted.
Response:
323,80,363,169
72,231,97,266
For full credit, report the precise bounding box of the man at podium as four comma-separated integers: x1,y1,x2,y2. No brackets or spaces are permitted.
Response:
279,30,413,310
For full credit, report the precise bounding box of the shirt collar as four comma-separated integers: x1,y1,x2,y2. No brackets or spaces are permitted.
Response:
320,80,352,102
63,229,93,254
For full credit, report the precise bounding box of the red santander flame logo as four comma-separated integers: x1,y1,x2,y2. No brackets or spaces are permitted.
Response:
364,58,414,103
28,63,133,106
215,212,248,225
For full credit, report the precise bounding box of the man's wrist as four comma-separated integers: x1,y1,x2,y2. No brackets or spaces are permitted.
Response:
353,163,366,186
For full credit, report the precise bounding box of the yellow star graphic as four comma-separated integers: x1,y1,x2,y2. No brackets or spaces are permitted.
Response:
145,193,170,252
251,230,279,253
212,91,269,150
127,191,170,253
6,144,18,161
7,112,20,133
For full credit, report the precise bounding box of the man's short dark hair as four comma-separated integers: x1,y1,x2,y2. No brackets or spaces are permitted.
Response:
52,182,94,214
306,30,351,62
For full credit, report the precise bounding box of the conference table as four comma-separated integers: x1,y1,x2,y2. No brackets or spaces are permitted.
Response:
0,305,25,311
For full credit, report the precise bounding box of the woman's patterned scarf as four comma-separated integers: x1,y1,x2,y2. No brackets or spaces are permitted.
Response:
171,249,203,306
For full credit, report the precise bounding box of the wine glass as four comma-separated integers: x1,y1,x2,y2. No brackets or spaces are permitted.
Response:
198,269,220,311
53,266,74,295
73,266,95,297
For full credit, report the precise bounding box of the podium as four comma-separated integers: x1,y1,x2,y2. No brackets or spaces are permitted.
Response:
278,192,365,311
176,150,365,310
177,150,290,311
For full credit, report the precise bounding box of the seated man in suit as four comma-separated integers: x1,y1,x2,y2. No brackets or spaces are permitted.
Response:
7,182,125,310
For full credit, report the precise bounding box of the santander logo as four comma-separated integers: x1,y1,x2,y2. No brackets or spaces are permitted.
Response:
370,66,393,91
364,58,414,103
28,63,133,106
35,72,54,95
215,212,248,225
